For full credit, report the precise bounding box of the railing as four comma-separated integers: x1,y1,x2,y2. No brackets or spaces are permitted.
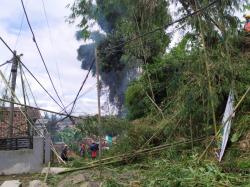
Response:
0,137,33,150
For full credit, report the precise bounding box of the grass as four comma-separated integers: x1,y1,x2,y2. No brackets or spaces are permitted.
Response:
46,133,250,187
51,148,246,187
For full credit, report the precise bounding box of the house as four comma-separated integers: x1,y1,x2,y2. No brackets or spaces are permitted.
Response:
0,107,41,138
56,118,74,131
0,108,52,175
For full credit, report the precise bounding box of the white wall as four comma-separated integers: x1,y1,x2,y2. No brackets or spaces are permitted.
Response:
0,136,44,175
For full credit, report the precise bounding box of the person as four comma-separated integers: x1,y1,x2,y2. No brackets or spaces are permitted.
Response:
61,145,68,161
80,143,86,157
244,14,250,32
90,142,99,159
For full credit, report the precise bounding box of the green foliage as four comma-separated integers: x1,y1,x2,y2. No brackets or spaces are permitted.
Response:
126,30,250,138
141,158,248,187
125,81,149,120
57,128,82,151
99,151,250,187
76,116,131,137
103,178,123,187
107,118,170,155
70,158,86,168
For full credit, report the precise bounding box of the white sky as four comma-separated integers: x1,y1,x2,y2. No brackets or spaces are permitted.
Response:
0,0,102,116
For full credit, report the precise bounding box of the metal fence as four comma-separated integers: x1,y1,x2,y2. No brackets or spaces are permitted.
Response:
0,137,33,150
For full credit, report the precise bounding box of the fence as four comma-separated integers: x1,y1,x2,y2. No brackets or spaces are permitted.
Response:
0,136,33,150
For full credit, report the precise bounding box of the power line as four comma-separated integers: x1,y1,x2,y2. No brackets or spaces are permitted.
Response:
20,63,38,107
14,12,25,49
20,0,67,112
0,36,94,119
106,0,218,52
0,97,80,119
20,63,77,127
59,83,96,115
7,0,217,119
106,24,186,55
0,69,66,163
69,59,95,115
0,36,67,113
0,61,11,67
41,0,65,100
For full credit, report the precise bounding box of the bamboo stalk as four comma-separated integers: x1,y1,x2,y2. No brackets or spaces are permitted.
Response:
142,116,181,149
190,115,193,151
59,137,206,174
145,92,165,119
133,10,156,105
44,161,51,183
195,0,217,135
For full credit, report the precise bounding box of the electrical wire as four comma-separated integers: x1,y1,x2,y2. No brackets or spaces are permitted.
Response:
0,69,65,163
20,63,38,107
2,0,217,120
0,61,11,67
69,59,95,115
0,36,94,121
62,27,179,115
59,83,96,115
41,0,65,100
105,0,218,52
20,0,67,113
14,13,25,50
0,36,67,114
64,1,217,116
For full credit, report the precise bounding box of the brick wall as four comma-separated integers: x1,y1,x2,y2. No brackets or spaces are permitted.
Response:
0,107,41,138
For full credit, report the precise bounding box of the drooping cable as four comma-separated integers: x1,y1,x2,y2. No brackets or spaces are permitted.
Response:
0,36,67,113
20,0,67,113
59,84,96,114
69,59,95,115
41,0,65,100
105,0,218,52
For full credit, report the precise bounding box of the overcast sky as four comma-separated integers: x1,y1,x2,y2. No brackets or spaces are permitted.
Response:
0,0,101,116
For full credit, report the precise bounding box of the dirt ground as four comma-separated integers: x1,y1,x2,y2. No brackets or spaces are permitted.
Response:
46,167,141,187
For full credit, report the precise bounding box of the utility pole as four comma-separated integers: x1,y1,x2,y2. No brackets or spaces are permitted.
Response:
95,49,102,160
8,51,22,137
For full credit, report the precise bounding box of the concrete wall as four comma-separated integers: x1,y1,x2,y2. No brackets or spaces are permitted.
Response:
44,134,51,164
0,136,44,175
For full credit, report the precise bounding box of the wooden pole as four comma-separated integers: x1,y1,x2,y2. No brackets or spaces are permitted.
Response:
95,48,102,166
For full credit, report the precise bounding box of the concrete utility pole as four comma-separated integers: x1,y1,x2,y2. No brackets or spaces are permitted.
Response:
8,51,22,137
